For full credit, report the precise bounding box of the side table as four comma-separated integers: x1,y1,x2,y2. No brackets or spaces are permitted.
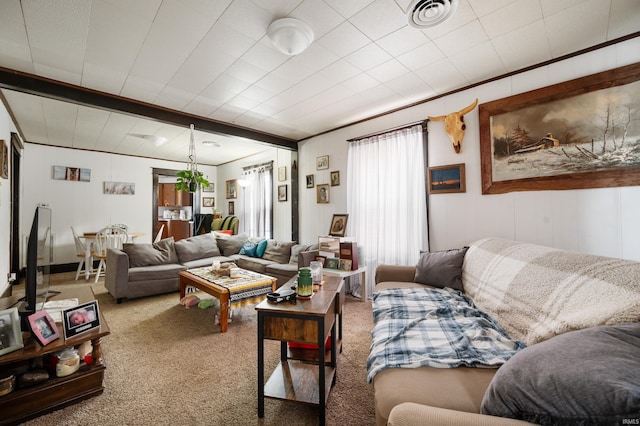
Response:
322,266,368,301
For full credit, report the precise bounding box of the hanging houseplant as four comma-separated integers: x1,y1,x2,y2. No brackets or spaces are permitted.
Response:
175,124,210,193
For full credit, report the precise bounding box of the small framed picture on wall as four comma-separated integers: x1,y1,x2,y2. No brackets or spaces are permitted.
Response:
228,201,235,215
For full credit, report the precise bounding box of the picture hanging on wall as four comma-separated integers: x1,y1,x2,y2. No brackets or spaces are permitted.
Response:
278,166,286,182
203,197,215,207
278,185,287,201
330,171,340,186
226,179,238,199
0,140,7,179
317,184,329,203
228,201,235,215
428,164,466,194
52,166,91,182
103,181,135,195
316,155,329,170
306,174,314,188
203,183,215,192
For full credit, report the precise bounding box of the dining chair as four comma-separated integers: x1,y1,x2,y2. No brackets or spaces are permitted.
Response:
92,226,129,283
154,224,165,243
71,227,93,280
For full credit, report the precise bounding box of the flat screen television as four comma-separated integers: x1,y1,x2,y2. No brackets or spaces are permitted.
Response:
18,206,52,331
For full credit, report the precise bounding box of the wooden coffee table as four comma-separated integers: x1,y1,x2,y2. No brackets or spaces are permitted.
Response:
179,268,277,333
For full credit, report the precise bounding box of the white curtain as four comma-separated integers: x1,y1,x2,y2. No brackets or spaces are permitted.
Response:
347,124,428,299
242,163,273,238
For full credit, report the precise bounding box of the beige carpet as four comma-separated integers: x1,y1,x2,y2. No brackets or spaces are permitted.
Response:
20,273,376,426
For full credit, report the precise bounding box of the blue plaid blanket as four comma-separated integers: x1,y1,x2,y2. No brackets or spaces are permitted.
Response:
367,287,526,383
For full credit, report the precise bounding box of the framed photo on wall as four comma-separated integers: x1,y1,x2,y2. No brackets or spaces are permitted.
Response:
278,184,287,201
0,140,8,179
226,179,238,199
28,310,60,346
203,197,215,207
330,171,340,186
306,174,314,188
317,184,329,203
316,155,329,170
428,163,466,194
228,201,235,215
278,166,286,181
203,183,215,192
329,214,348,237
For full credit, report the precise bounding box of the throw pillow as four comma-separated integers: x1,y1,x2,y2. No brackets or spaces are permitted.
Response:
289,243,311,265
262,240,297,264
481,323,640,424
239,241,258,257
414,247,468,291
216,233,248,256
123,237,178,267
256,239,268,257
174,233,221,263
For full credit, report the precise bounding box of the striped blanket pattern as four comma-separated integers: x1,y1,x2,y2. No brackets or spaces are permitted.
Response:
187,267,274,308
367,287,526,383
462,238,640,345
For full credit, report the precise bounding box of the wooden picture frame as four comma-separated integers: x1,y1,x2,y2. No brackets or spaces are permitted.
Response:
202,183,215,192
278,184,287,201
103,181,135,195
0,140,8,179
278,166,286,182
316,155,329,170
28,310,60,346
325,258,339,269
330,170,340,186
338,258,352,272
228,201,235,215
226,179,237,199
62,300,101,339
329,214,348,237
479,62,640,194
306,174,314,188
0,308,23,356
314,255,327,267
428,163,466,194
52,165,91,182
317,184,329,203
203,197,215,207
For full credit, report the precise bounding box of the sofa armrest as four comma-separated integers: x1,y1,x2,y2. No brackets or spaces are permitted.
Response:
388,403,536,426
106,248,130,302
298,250,319,268
375,264,416,285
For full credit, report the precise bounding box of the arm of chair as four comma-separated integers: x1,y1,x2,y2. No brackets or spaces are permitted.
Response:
375,264,416,285
388,403,536,426
105,248,129,303
298,250,319,268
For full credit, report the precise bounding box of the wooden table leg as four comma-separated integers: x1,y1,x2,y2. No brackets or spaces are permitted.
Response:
219,292,229,333
91,337,104,366
179,275,188,299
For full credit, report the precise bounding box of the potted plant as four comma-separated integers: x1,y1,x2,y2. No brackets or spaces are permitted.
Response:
175,169,210,193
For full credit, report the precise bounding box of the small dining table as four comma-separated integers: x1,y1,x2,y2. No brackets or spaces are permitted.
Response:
78,232,144,280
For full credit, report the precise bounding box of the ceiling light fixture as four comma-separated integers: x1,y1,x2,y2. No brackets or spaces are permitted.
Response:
267,18,314,56
202,140,221,147
128,133,168,147
407,0,458,29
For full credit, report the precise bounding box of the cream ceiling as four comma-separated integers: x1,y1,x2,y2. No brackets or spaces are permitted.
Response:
0,0,639,165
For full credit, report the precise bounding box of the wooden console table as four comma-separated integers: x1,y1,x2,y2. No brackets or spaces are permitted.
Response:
256,275,342,426
0,287,110,425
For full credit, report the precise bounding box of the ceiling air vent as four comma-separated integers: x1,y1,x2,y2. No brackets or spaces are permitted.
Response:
407,0,459,29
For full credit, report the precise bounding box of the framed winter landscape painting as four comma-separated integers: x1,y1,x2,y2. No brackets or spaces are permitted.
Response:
479,62,640,194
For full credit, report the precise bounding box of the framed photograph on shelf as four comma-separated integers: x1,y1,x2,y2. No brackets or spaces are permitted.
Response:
278,185,287,201
306,174,314,188
330,171,340,186
317,184,329,203
325,258,339,269
329,214,348,237
428,163,466,194
0,308,23,356
314,256,327,266
316,155,329,170
226,179,238,199
278,166,286,182
62,300,101,339
338,259,353,272
228,201,235,215
203,197,215,207
28,310,60,346
203,183,215,192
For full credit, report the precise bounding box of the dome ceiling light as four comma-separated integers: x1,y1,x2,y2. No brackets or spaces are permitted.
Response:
407,0,458,29
128,133,168,147
267,18,314,56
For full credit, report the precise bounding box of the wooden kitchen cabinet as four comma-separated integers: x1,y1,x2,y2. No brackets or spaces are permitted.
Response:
158,184,192,206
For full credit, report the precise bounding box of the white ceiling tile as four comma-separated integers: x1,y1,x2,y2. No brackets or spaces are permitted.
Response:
344,43,392,71
384,71,436,101
377,26,429,57
367,59,409,83
120,73,165,104
249,0,300,16
0,0,30,57
168,50,235,95
81,62,128,94
414,58,469,94
290,0,345,40
317,59,361,85
479,0,542,39
431,19,488,57
154,85,197,111
350,0,407,41
176,0,233,20
316,22,370,57
201,73,252,105
226,59,270,85
539,0,590,16
33,59,82,85
449,41,506,83
608,0,640,40
99,0,163,21
220,0,272,39
545,0,611,58
323,0,374,19
143,0,213,52
468,0,520,17
183,95,221,117
396,41,445,70
2,90,48,143
419,0,480,39
241,38,290,72
42,98,78,148
492,21,551,71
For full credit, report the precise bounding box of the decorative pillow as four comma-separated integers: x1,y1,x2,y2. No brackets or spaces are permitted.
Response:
123,237,178,267
174,233,221,263
262,240,297,264
239,241,258,257
215,233,248,256
481,323,640,424
289,244,312,265
256,239,268,257
216,230,233,236
414,247,468,291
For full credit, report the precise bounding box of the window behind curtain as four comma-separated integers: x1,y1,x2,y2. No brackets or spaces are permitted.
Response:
242,162,273,238
347,123,428,298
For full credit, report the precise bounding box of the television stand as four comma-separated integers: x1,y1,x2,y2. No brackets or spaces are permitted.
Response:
0,286,110,425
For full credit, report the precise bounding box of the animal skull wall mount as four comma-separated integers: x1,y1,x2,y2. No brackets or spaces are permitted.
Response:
428,98,478,153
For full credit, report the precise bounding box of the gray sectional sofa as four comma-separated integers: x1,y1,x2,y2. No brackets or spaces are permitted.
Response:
105,232,316,303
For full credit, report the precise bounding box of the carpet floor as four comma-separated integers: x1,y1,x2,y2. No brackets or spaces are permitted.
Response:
19,273,376,426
